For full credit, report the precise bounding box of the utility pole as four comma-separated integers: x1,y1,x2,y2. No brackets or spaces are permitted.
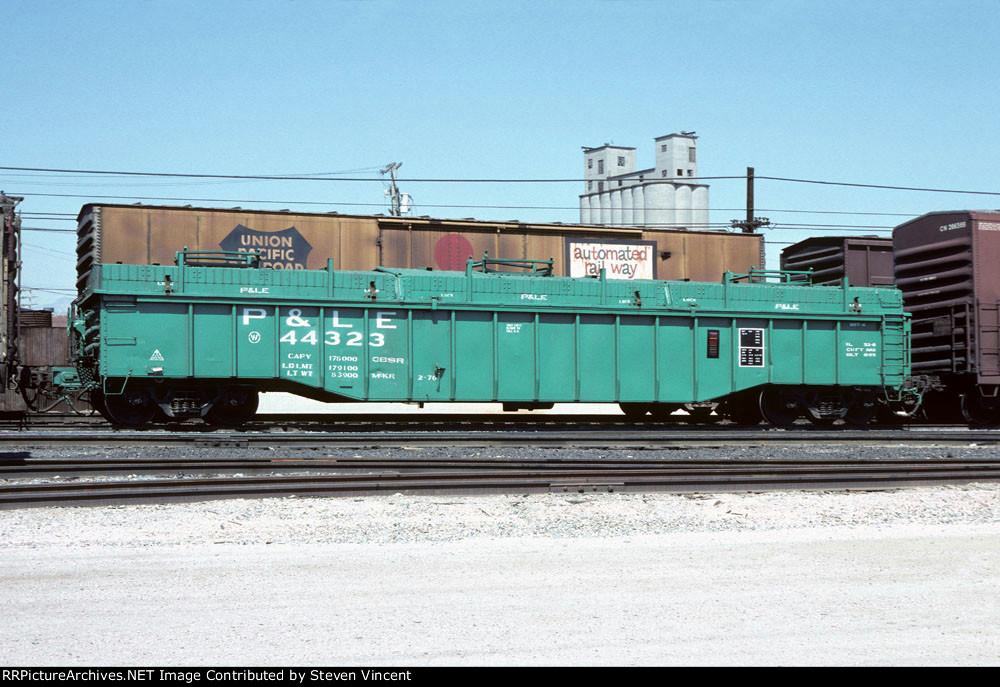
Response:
0,192,23,387
380,162,403,216
730,167,770,233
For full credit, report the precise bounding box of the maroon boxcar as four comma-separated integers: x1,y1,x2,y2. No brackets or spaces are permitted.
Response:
780,236,894,287
893,210,1000,422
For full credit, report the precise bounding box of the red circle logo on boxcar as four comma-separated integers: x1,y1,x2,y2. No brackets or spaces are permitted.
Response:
434,233,474,271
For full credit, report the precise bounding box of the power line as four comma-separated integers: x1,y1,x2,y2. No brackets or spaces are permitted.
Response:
0,166,389,190
1,167,384,178
11,193,921,217
0,165,744,183
22,241,75,253
759,175,1000,197
9,192,923,225
741,208,913,217
22,242,77,259
767,223,893,229
16,222,898,235
5,165,1000,196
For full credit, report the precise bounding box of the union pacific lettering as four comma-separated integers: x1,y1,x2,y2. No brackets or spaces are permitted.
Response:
219,225,314,270
237,235,300,268
236,246,303,269
241,234,294,248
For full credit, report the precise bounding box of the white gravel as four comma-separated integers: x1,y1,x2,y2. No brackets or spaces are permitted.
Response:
3,485,1000,546
2,485,1000,665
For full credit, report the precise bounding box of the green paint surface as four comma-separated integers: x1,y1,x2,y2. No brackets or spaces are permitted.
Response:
78,263,910,403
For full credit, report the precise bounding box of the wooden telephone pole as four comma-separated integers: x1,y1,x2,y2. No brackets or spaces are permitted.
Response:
730,167,770,233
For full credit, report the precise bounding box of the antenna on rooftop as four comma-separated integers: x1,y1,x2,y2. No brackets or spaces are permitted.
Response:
380,162,404,216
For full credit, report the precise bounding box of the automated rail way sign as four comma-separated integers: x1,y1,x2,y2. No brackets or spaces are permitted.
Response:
566,238,657,280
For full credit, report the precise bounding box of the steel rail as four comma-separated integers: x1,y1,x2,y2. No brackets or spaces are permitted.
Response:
3,463,1000,509
4,412,736,427
0,412,963,431
1,427,1000,449
4,457,1000,478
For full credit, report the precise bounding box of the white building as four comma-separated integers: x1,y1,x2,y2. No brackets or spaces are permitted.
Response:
579,133,709,229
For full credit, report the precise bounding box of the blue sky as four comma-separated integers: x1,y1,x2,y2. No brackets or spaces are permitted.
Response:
3,0,999,307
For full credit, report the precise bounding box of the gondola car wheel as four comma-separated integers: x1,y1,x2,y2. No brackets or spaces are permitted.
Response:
89,389,112,423
759,388,799,427
843,394,877,427
205,389,259,427
102,389,156,427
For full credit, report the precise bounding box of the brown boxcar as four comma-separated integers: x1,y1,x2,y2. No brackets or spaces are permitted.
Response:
780,236,894,287
75,204,764,289
893,210,1000,422
0,317,77,413
1,193,19,390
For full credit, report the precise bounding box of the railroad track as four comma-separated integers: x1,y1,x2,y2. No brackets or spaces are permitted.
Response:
3,458,999,509
6,412,713,428
1,426,999,448
0,412,967,432
5,455,994,477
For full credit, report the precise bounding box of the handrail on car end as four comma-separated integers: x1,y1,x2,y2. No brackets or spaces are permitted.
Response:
725,267,814,284
466,252,554,277
175,247,262,268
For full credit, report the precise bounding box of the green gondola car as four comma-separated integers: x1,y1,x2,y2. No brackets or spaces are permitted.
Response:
69,250,910,427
